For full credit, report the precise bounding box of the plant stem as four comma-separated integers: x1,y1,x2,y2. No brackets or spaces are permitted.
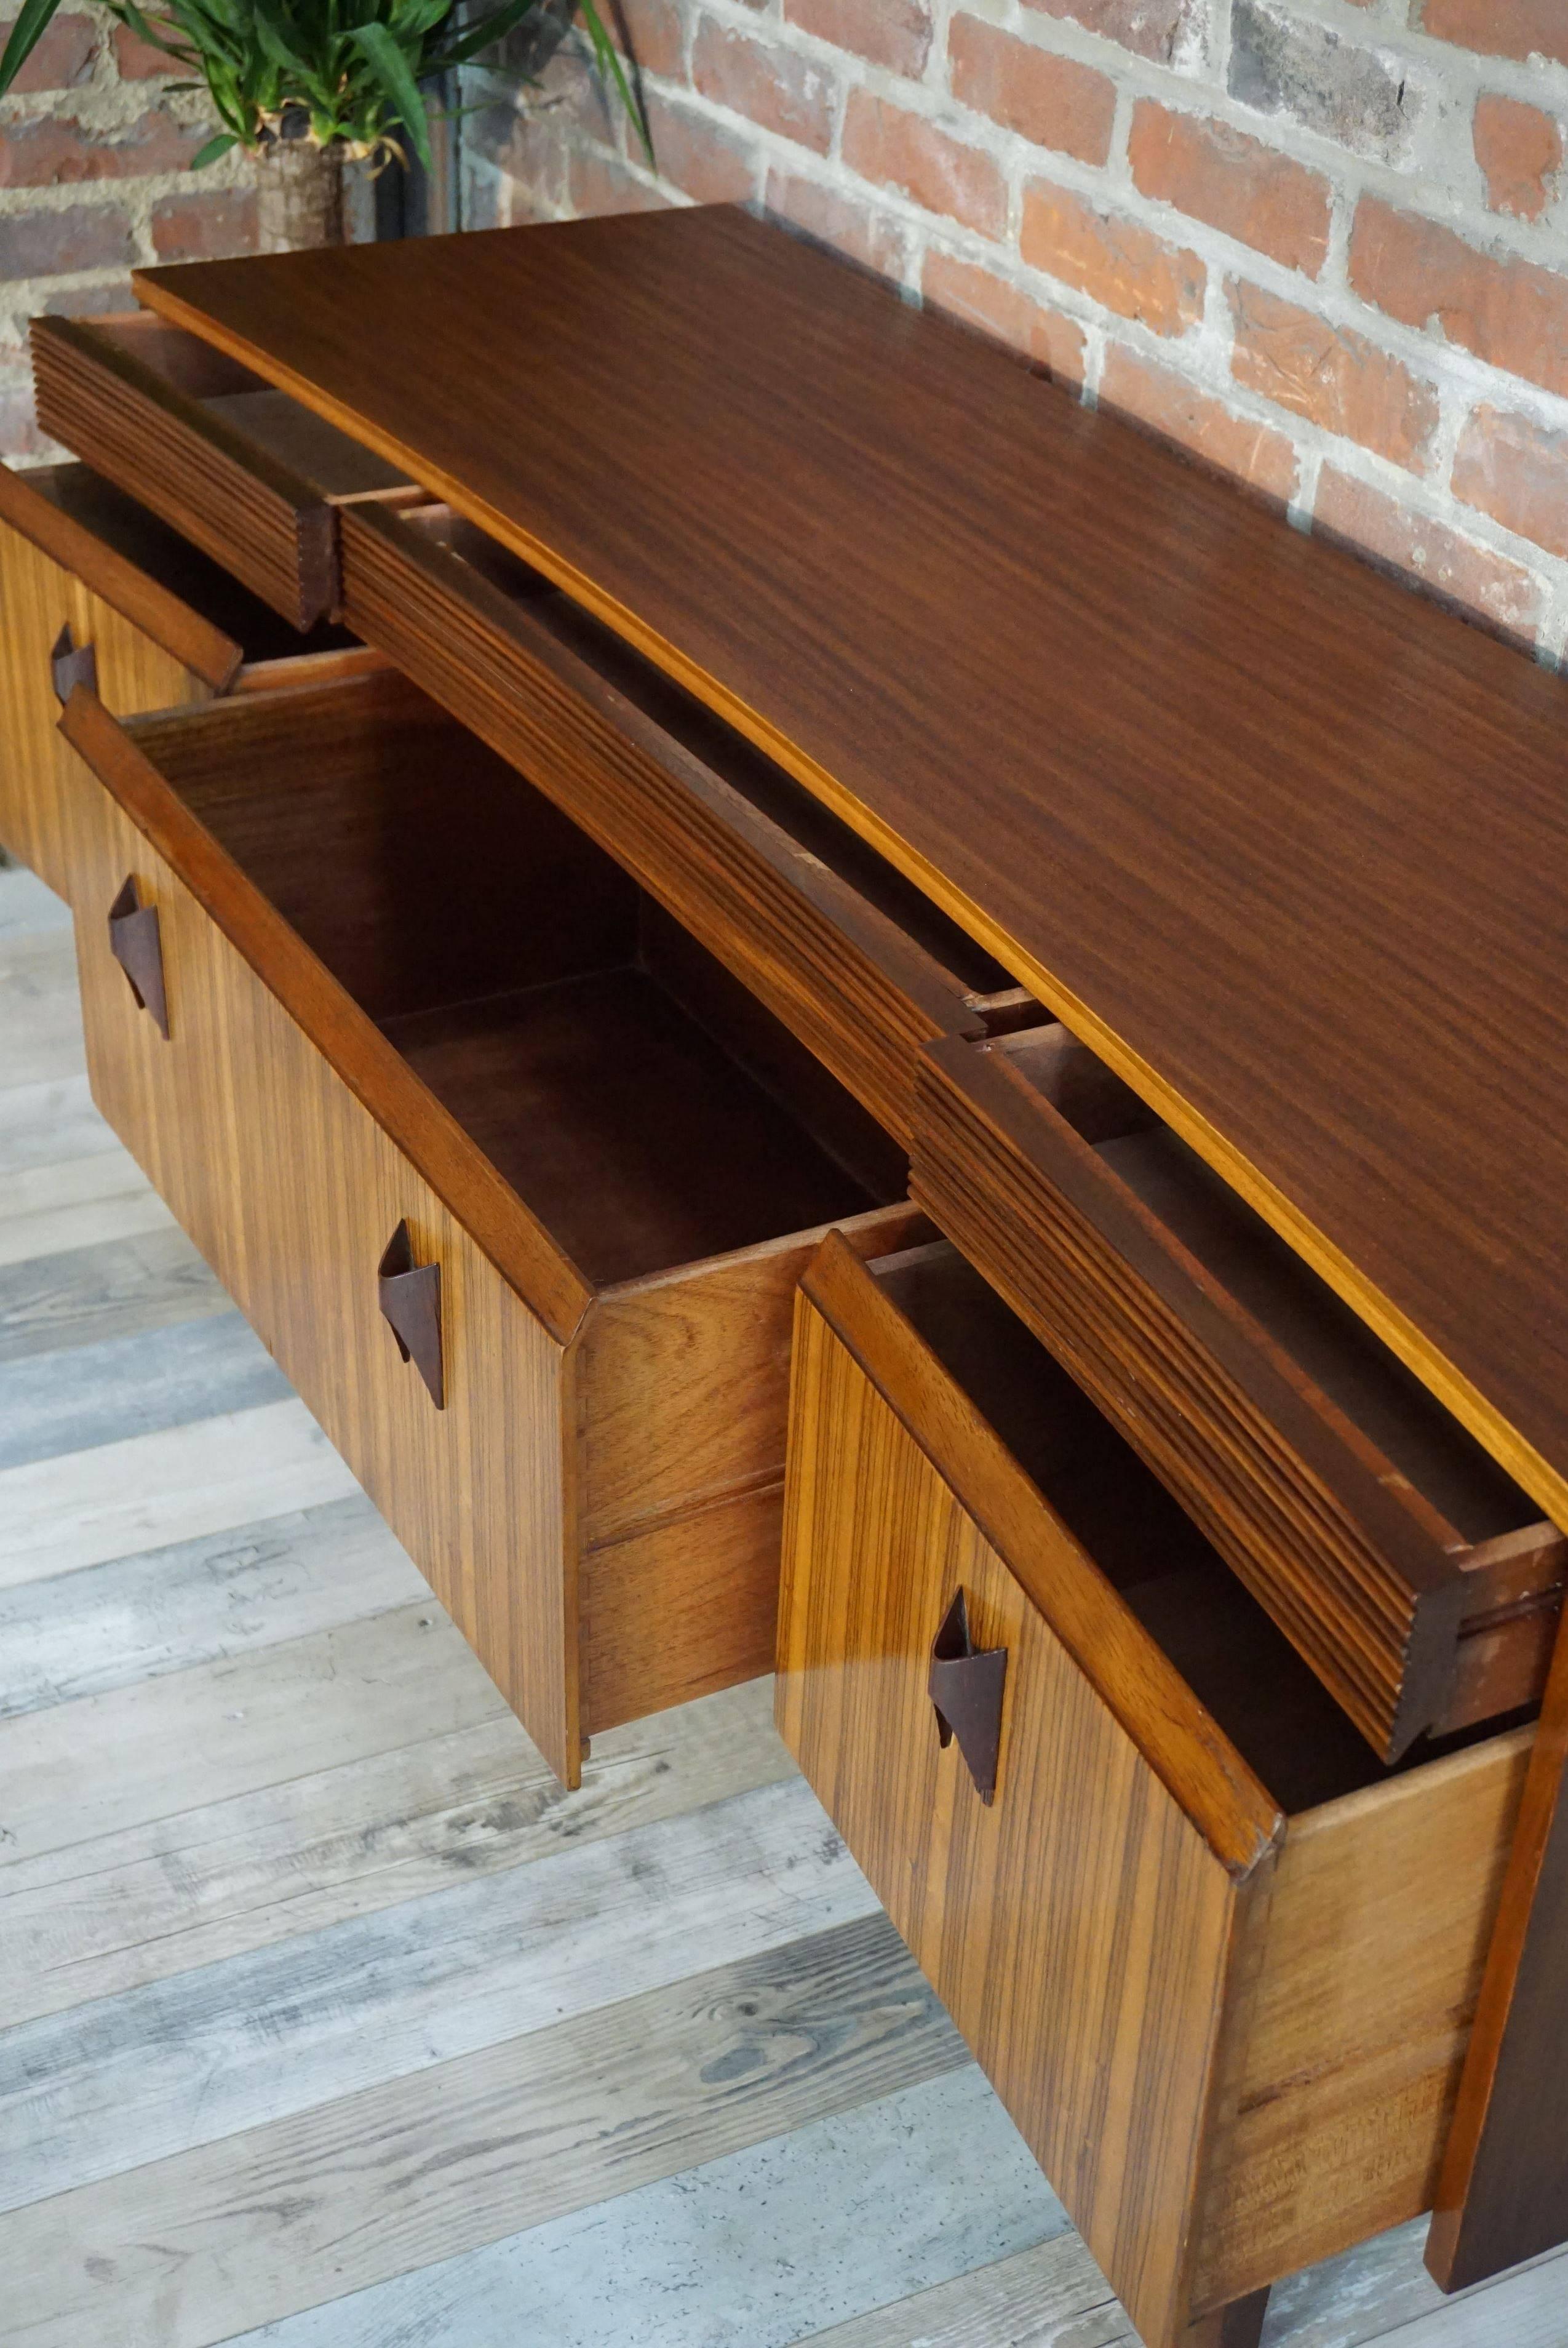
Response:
255,138,346,250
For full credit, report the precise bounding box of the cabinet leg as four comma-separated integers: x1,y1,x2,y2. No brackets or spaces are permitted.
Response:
1182,2285,1271,2348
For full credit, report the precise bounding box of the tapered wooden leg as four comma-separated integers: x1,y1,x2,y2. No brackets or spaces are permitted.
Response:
1181,2285,1271,2348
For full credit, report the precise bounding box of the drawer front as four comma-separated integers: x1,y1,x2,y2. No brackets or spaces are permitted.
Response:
338,501,981,1145
0,483,221,898
55,724,250,1292
57,685,584,1785
913,1033,1467,1762
32,316,336,628
776,1232,1279,2348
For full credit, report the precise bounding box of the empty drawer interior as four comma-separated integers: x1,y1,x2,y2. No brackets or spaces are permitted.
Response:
878,1238,1536,1813
137,678,909,1287
977,1027,1563,1705
76,314,411,503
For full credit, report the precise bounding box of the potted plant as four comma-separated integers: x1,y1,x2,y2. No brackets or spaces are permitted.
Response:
0,0,643,250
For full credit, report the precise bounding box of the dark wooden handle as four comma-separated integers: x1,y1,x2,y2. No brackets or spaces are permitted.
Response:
50,622,98,705
928,1589,1007,1805
377,1218,444,1410
107,876,169,1039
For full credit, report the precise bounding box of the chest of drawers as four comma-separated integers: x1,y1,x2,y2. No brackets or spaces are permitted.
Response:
4,201,1566,2348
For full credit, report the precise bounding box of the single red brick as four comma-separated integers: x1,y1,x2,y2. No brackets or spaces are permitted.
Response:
1348,194,1568,402
785,0,933,76
1100,344,1298,500
150,185,258,263
9,12,96,91
0,200,134,276
1228,278,1439,471
766,167,909,276
641,89,757,202
1452,404,1568,561
0,107,208,187
1420,0,1568,68
1021,0,1198,66
923,249,1086,381
1021,176,1204,335
843,90,1006,240
571,145,675,215
949,17,1115,167
1128,100,1331,277
692,20,835,154
1473,92,1561,222
1315,462,1541,641
613,0,686,77
110,18,176,74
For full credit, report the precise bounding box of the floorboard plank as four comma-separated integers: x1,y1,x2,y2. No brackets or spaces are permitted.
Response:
0,1602,484,1867
0,1396,357,1587
236,2069,1072,2348
0,1075,121,1175
1357,2259,1568,2348
0,866,70,936
0,1678,792,2028
0,928,83,1089
0,1493,424,1720
1264,2217,1568,2348
0,1224,228,1363
0,1311,290,1474
0,1914,963,2348
0,1182,173,1269
0,1145,149,1227
792,2233,1136,2348
0,1775,879,2210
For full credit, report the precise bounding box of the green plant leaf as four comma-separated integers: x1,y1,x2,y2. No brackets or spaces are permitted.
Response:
350,17,431,164
423,0,541,70
0,0,65,96
250,0,311,78
190,128,239,164
578,0,648,159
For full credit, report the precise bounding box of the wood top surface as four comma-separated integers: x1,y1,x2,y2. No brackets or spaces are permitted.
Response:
132,206,1568,1525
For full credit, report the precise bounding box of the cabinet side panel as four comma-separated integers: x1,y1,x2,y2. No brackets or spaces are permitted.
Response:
778,1294,1242,2348
1192,1731,1532,2306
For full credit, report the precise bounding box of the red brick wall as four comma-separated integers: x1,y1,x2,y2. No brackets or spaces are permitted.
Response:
0,7,261,461
466,0,1568,654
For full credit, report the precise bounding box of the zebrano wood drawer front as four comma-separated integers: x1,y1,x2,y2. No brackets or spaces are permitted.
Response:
912,1026,1565,1763
776,1232,1534,2348
0,458,380,898
336,498,1028,1147
53,665,920,1787
31,314,409,628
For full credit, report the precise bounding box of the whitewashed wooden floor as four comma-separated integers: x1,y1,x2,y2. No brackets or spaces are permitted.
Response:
0,855,1563,2348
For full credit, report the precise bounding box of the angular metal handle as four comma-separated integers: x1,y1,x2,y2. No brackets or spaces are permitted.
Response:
107,877,169,1039
929,1589,1007,1805
378,1219,444,1409
50,623,98,705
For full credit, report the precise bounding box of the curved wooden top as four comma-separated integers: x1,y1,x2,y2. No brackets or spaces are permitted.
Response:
132,205,1568,1525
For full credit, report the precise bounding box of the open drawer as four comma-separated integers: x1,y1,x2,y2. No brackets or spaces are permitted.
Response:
778,1232,1535,2348
31,312,411,626
336,498,1031,1144
54,665,920,1786
0,458,379,899
913,1026,1566,1762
